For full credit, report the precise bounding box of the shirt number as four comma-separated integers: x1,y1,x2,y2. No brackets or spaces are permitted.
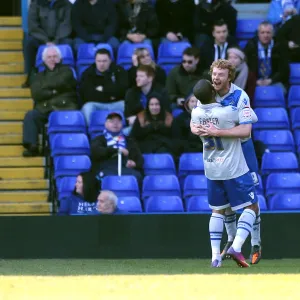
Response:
204,137,224,151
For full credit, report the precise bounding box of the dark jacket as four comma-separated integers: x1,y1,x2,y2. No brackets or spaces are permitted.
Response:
128,65,166,88
79,63,129,104
116,0,159,40
194,1,237,37
72,0,117,41
166,64,208,103
244,37,290,85
28,0,72,43
124,82,169,118
31,63,78,114
156,0,194,40
277,15,300,50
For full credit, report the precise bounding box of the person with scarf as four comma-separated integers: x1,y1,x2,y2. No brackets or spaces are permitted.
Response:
58,172,100,215
91,112,144,183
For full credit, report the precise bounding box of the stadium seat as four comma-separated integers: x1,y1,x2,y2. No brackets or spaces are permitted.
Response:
144,196,184,213
185,195,210,212
118,197,142,212
266,173,300,197
54,155,91,179
102,175,140,198
117,42,154,68
238,40,247,49
236,19,262,40
157,41,191,64
258,195,268,211
289,63,300,85
183,175,208,199
252,108,289,130
253,130,295,152
77,43,114,64
268,194,300,210
261,152,299,175
35,44,75,68
51,133,90,157
253,86,285,107
48,111,86,135
291,108,300,130
288,85,300,108
256,174,264,195
294,130,300,153
57,176,77,200
143,154,176,175
142,175,181,199
172,108,184,118
178,153,204,183
158,63,177,75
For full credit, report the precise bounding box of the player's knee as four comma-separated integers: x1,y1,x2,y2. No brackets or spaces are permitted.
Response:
212,209,226,215
225,207,234,215
245,202,259,215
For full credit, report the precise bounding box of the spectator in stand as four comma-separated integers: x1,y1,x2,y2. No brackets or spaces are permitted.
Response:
72,0,119,54
96,190,127,215
166,47,208,109
91,112,144,182
194,0,237,48
80,49,129,125
23,0,73,88
23,46,77,157
130,94,179,157
116,0,159,46
58,172,100,215
172,93,203,153
200,20,237,70
244,21,290,93
128,48,166,87
125,65,169,131
156,0,194,43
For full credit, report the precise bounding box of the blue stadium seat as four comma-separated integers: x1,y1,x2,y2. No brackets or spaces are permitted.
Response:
185,195,210,212
51,133,90,157
144,196,184,213
236,19,262,40
54,155,91,179
253,130,295,152
178,153,204,183
143,154,176,175
288,85,300,108
266,173,300,197
117,42,154,69
183,175,208,199
291,108,300,130
289,64,300,85
294,130,300,153
142,175,181,199
77,43,114,64
172,108,184,118
118,197,142,213
258,195,268,211
158,64,177,75
238,40,247,49
253,86,285,107
256,174,264,195
102,175,140,198
253,108,289,130
157,42,191,64
48,111,86,135
268,194,300,210
57,176,77,200
35,44,75,68
261,152,299,175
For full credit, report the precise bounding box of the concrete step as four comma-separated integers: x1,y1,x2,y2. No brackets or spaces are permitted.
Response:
0,202,52,214
0,52,23,64
0,167,44,179
0,88,31,98
0,179,49,190
0,41,22,51
0,135,22,145
0,17,22,26
0,145,23,156
0,111,26,120
0,99,33,111
0,63,24,73
0,157,45,167
0,123,22,135
0,75,25,87
0,28,23,40
0,191,48,202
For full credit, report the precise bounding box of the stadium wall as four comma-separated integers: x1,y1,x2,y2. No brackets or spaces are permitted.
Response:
0,213,299,259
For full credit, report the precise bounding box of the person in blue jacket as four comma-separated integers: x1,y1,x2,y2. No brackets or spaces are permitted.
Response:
58,172,100,215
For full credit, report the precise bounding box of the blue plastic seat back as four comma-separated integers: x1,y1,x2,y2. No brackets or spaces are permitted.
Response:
178,153,204,182
288,85,300,108
118,197,142,213
255,174,264,195
172,108,184,118
102,175,140,198
269,194,300,210
158,63,177,75
183,175,208,199
257,195,268,211
253,86,285,107
77,43,114,64
144,196,184,213
291,108,300,130
143,153,176,175
57,176,77,200
253,108,289,130
266,173,300,197
185,195,210,212
238,40,247,49
142,175,181,199
236,19,262,40
289,63,300,85
157,42,191,64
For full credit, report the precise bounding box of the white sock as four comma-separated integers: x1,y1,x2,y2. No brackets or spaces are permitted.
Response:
224,209,236,242
232,209,256,252
209,213,225,261
251,204,261,246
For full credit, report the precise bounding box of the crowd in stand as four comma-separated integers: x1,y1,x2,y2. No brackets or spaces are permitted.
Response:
21,0,300,214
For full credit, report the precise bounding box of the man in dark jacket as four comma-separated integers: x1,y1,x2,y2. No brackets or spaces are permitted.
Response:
72,0,119,54
244,21,290,91
23,0,73,88
22,46,78,157
80,48,129,125
91,112,144,183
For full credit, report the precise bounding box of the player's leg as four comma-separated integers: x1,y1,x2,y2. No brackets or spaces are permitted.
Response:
250,204,262,264
207,179,230,267
225,172,259,267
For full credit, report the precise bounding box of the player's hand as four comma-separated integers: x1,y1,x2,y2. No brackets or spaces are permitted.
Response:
190,121,206,136
199,122,220,137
